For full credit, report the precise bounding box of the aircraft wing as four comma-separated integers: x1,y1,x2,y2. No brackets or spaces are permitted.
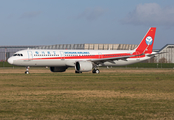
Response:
90,54,138,65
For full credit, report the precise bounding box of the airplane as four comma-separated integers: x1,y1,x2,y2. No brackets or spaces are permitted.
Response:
8,27,157,74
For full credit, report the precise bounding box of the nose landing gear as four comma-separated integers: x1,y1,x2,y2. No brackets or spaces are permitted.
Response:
25,66,30,74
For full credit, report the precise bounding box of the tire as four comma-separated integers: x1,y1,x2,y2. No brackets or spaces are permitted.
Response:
75,71,82,73
92,69,100,74
25,71,29,74
95,69,100,74
92,69,96,73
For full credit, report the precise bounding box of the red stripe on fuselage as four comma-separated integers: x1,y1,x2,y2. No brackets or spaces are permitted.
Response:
20,53,146,61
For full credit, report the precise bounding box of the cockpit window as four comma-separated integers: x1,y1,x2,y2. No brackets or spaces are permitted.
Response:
13,54,23,56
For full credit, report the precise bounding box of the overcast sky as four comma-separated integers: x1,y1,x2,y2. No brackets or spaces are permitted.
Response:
1,0,174,49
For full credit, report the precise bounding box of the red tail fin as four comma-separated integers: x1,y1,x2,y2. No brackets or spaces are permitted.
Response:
135,27,156,54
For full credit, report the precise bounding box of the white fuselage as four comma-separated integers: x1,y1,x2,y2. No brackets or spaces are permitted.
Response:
8,49,150,67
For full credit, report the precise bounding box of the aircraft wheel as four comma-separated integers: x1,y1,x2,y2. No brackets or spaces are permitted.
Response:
75,71,82,73
92,69,96,73
92,69,100,74
25,71,29,74
95,69,100,74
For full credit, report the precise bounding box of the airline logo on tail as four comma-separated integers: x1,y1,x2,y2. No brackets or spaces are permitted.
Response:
146,36,153,45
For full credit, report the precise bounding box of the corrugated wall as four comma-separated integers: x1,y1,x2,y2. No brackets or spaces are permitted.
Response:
156,45,174,63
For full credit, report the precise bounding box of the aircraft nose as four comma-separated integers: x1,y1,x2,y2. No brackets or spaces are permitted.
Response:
8,58,13,64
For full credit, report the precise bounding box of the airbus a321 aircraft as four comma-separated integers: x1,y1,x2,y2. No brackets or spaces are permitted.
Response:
8,27,157,74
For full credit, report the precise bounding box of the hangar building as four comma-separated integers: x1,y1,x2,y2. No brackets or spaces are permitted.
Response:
156,44,174,63
34,44,138,50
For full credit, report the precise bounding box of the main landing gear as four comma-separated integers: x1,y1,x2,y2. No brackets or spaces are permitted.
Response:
92,68,100,74
25,66,30,74
75,69,100,74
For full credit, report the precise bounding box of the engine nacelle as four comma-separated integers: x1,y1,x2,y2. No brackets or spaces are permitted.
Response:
50,67,68,72
75,61,93,72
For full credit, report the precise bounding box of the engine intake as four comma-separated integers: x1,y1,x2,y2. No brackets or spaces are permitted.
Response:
50,67,68,72
75,61,93,72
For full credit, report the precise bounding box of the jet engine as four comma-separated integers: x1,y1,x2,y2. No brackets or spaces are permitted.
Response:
75,61,93,72
50,67,68,72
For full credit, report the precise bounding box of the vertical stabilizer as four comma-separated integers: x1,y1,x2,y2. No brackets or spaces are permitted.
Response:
135,27,156,54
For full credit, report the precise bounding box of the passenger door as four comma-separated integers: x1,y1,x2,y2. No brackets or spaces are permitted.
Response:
98,52,103,59
28,51,33,60
60,51,65,60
